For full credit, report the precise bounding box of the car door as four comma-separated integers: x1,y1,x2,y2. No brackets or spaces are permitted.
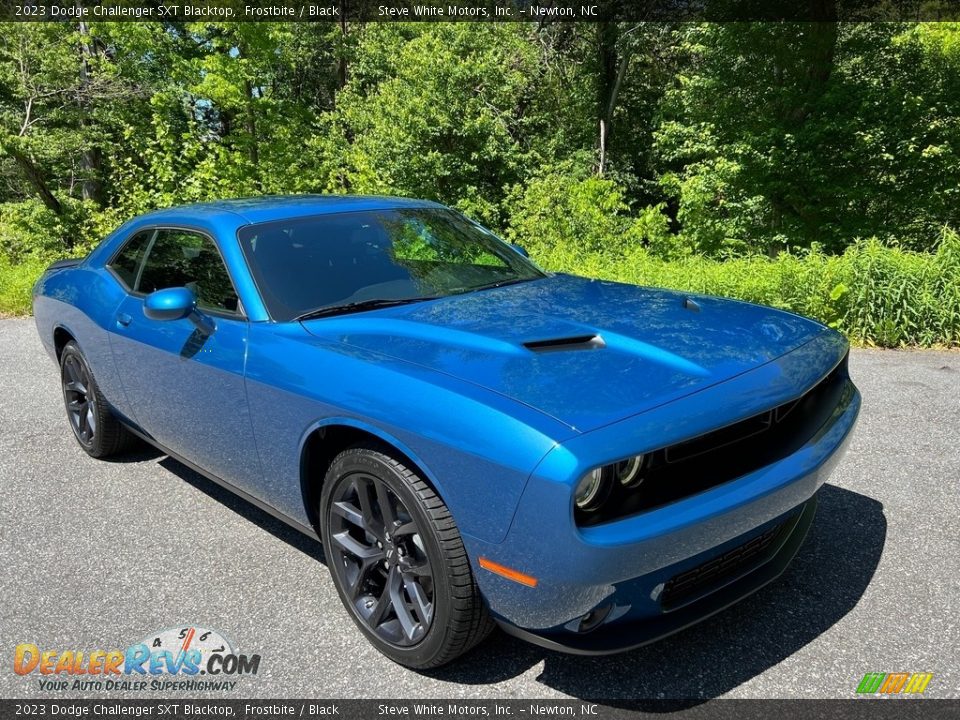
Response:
106,227,264,494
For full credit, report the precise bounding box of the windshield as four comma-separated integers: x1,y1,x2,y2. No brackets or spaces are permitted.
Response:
238,208,546,321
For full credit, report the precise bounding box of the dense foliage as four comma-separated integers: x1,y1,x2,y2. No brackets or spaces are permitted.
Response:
1,21,958,345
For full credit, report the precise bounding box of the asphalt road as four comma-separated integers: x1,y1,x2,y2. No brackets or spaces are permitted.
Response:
1,317,957,701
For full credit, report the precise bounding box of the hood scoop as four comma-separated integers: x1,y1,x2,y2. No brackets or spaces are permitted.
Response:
523,334,605,353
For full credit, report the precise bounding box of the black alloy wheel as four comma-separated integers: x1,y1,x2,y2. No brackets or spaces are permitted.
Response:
320,444,493,668
327,470,435,646
62,351,97,447
59,341,133,458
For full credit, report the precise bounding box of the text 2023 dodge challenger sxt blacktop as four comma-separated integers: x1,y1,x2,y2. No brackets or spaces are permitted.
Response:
33,195,860,668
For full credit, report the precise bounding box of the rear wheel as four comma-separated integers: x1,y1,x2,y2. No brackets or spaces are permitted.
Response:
60,341,134,458
320,444,493,668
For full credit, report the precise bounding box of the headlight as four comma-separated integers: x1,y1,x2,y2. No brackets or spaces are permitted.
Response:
614,454,645,488
574,467,609,511
575,454,646,513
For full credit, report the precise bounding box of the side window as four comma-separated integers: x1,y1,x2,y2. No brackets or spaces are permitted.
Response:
137,229,240,313
107,230,153,290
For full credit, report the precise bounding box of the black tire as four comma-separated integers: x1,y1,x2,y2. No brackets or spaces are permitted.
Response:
320,443,494,668
60,341,134,458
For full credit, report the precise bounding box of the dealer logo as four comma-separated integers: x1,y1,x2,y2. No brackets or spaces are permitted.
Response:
855,672,934,696
13,625,260,691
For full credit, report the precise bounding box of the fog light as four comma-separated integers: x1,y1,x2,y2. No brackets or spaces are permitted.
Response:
577,605,612,633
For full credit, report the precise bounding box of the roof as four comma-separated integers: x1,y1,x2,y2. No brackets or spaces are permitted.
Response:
137,194,446,227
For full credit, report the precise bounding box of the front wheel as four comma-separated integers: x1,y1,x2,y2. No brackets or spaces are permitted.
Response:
320,444,493,668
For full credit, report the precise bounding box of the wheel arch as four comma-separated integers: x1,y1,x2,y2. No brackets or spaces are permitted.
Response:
299,418,446,534
53,325,77,361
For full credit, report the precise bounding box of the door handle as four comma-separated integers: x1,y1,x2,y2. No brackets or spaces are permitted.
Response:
116,312,132,328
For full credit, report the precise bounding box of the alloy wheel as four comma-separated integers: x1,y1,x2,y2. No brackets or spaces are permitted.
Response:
62,354,97,446
327,472,435,647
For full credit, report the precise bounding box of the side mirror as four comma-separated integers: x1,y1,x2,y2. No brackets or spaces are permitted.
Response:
144,287,196,321
143,287,215,335
509,243,529,258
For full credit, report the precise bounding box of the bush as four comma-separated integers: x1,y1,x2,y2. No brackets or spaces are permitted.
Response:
0,199,115,265
506,166,679,261
0,254,47,317
0,199,123,316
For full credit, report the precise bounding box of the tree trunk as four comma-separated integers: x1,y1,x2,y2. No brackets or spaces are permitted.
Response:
243,79,261,189
596,23,632,176
596,22,617,175
777,14,838,244
599,49,631,176
337,2,348,90
244,80,259,167
77,17,105,206
9,147,63,214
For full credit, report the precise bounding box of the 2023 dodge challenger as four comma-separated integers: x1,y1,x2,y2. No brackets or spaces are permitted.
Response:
33,195,861,668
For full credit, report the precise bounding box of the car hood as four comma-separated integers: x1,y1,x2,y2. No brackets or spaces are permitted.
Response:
302,275,826,432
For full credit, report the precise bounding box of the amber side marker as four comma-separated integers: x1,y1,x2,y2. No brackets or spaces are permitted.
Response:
478,557,538,587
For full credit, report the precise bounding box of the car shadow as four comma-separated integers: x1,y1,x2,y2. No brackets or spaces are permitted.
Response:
426,483,886,706
100,443,164,463
137,453,884,704
156,455,327,564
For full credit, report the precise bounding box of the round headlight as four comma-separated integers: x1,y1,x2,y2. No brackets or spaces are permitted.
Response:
575,468,610,511
615,454,645,488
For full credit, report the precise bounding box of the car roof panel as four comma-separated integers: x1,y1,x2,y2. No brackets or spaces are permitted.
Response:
135,195,445,230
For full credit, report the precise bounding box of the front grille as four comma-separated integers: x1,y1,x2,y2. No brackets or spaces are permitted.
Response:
660,519,787,610
577,353,852,527
665,410,774,464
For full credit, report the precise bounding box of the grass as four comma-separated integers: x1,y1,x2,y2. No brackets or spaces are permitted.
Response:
0,255,46,319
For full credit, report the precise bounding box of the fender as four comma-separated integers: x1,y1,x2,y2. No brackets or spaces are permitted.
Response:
297,415,449,518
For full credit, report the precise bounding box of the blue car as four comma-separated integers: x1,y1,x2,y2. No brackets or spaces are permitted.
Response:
33,196,860,668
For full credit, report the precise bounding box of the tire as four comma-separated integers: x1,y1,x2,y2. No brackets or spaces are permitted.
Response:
60,341,134,458
320,443,494,668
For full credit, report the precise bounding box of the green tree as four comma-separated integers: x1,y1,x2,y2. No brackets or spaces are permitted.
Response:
655,23,960,255
309,23,543,226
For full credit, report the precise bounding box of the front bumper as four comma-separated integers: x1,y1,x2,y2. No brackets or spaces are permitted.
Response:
496,494,817,654
464,333,860,653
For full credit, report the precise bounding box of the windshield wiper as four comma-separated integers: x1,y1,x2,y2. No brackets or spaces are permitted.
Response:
294,297,436,322
464,277,532,293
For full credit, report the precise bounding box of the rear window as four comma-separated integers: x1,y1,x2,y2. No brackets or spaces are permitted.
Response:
107,230,153,289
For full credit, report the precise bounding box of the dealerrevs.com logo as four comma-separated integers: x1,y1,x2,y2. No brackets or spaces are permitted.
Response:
13,626,260,692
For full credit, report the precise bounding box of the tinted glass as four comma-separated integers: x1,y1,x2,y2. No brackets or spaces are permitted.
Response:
137,229,240,313
238,209,545,321
107,230,153,289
